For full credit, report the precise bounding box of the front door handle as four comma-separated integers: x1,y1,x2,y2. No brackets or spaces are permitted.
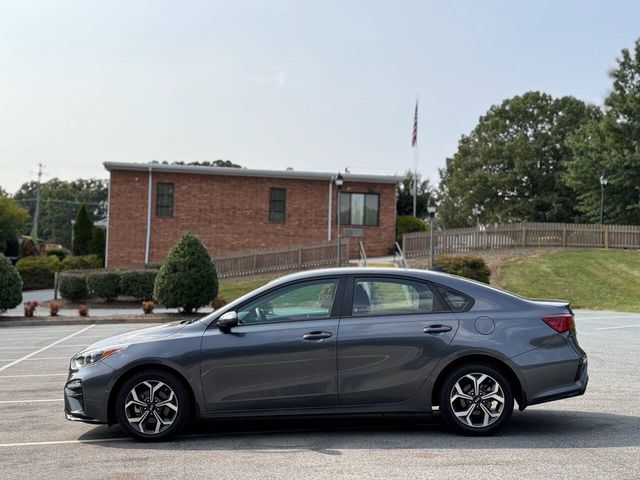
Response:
302,331,333,341
423,325,453,334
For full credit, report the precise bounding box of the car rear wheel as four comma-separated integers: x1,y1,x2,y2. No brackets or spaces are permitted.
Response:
439,364,514,435
115,370,191,442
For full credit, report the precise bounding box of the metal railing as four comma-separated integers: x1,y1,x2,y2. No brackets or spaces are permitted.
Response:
358,241,368,267
394,242,409,268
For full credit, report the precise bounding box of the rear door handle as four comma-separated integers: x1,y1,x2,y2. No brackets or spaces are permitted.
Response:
423,325,453,334
303,331,333,341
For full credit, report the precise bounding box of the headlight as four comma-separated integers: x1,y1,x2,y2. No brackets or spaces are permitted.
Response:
71,345,127,369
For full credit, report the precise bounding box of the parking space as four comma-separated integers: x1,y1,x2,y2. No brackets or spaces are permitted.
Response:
0,313,638,479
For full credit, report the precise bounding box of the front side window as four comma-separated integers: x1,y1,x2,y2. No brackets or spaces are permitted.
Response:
269,188,286,222
352,277,435,316
339,192,379,226
156,183,174,217
237,279,338,325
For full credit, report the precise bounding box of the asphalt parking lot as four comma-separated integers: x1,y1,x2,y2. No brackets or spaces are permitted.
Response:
0,311,638,480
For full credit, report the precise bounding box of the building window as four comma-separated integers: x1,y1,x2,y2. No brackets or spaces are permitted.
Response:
339,192,379,226
156,183,174,217
269,188,286,222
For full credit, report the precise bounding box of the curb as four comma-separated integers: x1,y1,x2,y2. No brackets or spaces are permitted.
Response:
0,315,201,328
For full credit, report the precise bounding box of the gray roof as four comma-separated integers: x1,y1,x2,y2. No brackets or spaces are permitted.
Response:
103,162,401,184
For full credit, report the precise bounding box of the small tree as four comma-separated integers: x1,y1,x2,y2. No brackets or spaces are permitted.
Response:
0,196,28,248
72,205,93,256
0,253,23,315
153,233,218,313
89,227,106,266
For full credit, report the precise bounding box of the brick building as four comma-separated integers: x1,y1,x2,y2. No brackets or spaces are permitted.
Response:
104,162,400,267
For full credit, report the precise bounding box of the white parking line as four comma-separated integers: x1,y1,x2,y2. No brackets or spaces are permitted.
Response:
0,399,63,404
593,324,640,331
0,325,95,373
0,345,88,350
0,357,70,361
0,437,130,447
0,373,67,378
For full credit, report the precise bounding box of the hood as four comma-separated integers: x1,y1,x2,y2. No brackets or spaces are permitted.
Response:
78,321,190,354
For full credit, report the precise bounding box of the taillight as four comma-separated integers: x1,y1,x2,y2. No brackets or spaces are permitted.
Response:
542,313,575,333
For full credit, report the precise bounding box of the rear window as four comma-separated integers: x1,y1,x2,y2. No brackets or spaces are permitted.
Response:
439,287,474,312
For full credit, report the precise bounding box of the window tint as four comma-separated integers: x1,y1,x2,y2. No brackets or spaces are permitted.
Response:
269,188,286,222
156,183,174,217
237,279,337,325
352,278,435,316
338,192,379,226
439,287,473,312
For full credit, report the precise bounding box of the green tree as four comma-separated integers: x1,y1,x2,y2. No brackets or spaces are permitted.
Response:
0,253,22,314
153,232,219,313
89,227,106,265
396,171,434,217
438,91,601,228
72,205,93,256
0,196,29,250
566,39,640,224
13,178,107,248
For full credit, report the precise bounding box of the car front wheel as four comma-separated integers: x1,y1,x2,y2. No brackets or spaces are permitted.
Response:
439,364,514,435
115,370,191,441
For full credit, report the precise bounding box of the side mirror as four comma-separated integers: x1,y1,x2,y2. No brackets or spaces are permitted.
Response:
218,311,239,331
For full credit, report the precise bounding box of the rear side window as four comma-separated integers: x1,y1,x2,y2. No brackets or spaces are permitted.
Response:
352,277,436,316
439,287,474,312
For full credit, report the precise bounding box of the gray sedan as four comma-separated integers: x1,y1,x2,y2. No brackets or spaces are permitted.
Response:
64,268,588,440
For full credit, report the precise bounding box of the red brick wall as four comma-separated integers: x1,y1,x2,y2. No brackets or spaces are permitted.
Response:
106,169,396,267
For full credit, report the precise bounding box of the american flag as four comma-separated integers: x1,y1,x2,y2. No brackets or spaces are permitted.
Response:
411,100,418,147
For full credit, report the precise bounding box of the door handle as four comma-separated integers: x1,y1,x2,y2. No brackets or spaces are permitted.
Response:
302,331,333,341
423,325,452,334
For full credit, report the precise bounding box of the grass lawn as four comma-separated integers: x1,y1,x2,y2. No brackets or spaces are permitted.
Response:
217,275,279,301
497,249,640,312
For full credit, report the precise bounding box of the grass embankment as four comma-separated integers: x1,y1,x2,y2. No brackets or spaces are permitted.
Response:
217,275,278,301
497,249,640,312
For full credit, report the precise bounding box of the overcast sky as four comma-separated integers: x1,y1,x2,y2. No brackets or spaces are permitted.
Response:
1,0,639,193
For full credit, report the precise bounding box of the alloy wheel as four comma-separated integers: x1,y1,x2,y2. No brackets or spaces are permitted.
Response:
449,373,505,428
124,380,179,434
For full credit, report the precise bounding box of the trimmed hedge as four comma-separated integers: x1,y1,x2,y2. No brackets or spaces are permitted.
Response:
396,215,428,241
120,270,157,301
61,254,102,271
59,273,89,301
435,255,491,284
0,253,22,313
87,271,121,302
15,256,60,290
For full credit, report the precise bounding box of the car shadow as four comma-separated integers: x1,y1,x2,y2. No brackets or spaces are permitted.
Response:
81,408,640,451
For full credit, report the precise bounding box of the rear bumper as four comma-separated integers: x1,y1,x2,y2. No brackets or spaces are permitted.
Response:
526,356,588,406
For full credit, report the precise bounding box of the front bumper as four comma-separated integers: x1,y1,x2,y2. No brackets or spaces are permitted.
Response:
63,361,115,425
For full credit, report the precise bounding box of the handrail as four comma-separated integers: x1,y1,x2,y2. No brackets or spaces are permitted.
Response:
358,241,368,267
394,242,409,268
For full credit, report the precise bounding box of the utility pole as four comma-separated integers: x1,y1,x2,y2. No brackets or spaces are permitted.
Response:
30,163,43,240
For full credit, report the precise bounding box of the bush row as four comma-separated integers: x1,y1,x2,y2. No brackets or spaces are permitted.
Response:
59,269,158,302
15,255,103,290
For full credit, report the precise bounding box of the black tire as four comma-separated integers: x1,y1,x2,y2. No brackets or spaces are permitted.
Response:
438,363,514,436
115,370,191,442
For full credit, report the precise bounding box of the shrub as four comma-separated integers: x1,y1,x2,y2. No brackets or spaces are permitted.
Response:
48,300,61,316
120,270,157,301
154,232,219,313
0,253,23,314
72,205,93,256
396,215,428,242
87,271,121,302
15,255,60,290
60,254,103,271
435,255,491,283
89,228,106,265
142,300,156,314
23,300,38,317
77,305,89,317
59,273,90,302
211,297,227,310
46,248,70,261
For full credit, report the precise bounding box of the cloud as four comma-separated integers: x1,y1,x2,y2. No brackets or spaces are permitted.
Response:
251,70,288,88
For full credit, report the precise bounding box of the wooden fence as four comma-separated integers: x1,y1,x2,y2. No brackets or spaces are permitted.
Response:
213,240,350,278
402,222,640,258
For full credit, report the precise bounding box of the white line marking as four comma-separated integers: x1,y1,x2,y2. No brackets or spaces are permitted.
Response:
593,324,640,331
0,325,95,373
0,437,130,447
0,357,70,361
0,373,67,378
0,399,63,404
0,345,87,350
576,315,640,321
